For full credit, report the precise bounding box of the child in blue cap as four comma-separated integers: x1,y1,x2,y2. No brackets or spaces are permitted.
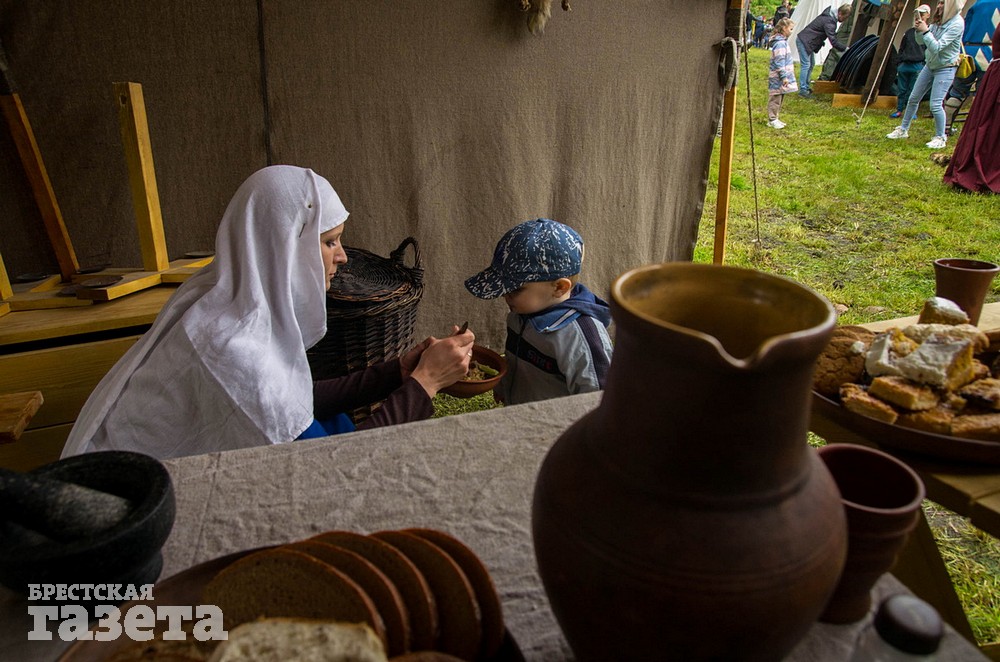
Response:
465,218,613,405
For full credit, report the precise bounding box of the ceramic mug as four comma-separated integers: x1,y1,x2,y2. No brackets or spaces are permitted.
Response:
933,258,1000,326
817,443,925,624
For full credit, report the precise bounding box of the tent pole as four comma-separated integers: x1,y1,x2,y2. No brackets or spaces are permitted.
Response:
714,84,738,265
714,0,744,265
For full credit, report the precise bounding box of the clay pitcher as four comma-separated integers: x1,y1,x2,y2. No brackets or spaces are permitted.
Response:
532,263,847,661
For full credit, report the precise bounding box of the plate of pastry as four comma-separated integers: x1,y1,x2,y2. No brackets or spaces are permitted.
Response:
811,297,1000,465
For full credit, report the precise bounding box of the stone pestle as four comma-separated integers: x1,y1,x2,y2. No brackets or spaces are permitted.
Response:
0,466,133,542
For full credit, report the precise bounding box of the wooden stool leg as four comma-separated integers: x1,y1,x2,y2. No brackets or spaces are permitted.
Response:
891,507,978,643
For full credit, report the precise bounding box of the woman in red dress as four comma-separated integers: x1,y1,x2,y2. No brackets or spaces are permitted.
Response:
944,25,1000,193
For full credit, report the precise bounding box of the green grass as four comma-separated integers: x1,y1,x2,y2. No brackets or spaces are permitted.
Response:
433,46,1000,645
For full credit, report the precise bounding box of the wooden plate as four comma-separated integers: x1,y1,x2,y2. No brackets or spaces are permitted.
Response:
812,391,1000,465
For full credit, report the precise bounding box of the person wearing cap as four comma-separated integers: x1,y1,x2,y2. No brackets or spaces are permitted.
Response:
890,6,930,119
62,166,473,460
465,218,613,406
886,0,966,149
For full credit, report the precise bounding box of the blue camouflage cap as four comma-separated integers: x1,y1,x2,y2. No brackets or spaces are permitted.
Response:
465,218,584,299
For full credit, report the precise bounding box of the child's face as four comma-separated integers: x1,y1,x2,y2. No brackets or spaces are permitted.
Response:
503,280,563,315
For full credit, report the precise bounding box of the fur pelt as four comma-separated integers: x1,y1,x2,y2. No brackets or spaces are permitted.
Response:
522,0,572,35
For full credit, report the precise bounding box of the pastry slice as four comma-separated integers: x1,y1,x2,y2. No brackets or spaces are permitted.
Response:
950,413,1000,441
868,376,939,411
959,378,1000,410
840,383,899,424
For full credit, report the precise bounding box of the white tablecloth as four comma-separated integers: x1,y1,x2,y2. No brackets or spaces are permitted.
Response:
0,392,988,660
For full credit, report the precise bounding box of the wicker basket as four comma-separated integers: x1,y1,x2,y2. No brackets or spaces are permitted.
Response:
307,237,424,389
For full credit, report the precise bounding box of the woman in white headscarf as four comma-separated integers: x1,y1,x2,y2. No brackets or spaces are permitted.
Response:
886,0,966,149
62,166,473,460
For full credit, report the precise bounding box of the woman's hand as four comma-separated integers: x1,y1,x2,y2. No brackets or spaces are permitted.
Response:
914,16,928,32
409,326,475,397
400,337,433,380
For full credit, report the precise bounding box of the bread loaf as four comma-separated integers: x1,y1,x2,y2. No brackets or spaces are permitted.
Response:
202,548,385,645
207,618,387,662
371,531,481,662
287,541,410,657
311,531,438,653
403,528,506,661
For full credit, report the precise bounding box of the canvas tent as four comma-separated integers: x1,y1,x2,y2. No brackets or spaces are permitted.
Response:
0,2,732,349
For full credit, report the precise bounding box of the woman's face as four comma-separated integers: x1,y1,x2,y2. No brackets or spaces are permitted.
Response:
319,224,348,290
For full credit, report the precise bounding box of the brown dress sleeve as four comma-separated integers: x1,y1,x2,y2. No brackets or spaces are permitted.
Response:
313,359,433,429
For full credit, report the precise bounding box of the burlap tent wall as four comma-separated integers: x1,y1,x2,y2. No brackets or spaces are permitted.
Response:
0,1,728,348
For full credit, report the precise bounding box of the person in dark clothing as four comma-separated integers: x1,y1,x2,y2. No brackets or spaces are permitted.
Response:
892,16,929,118
796,3,853,97
774,0,792,24
944,24,1000,193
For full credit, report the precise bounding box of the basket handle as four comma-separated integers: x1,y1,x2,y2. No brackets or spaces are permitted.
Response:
390,237,423,286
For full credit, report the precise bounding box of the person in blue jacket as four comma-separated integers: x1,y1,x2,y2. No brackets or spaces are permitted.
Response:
886,0,966,149
465,218,613,406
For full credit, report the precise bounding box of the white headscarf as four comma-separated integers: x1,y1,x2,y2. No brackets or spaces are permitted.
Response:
61,166,349,459
938,0,964,24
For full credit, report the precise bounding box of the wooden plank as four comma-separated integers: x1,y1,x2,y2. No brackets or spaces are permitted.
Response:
74,270,162,301
160,256,213,283
861,302,1000,333
0,93,79,281
0,390,43,442
7,290,93,311
891,509,978,642
114,81,169,272
0,422,71,471
25,274,62,292
970,492,1000,543
0,336,139,429
0,285,173,346
0,249,12,301
0,302,9,319
832,93,898,109
812,81,839,94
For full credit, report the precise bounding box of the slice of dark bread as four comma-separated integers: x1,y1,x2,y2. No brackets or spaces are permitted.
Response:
312,531,438,653
372,531,481,662
286,540,410,657
202,547,384,646
403,529,505,661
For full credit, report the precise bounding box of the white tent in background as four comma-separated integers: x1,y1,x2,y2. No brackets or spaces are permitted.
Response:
789,0,838,63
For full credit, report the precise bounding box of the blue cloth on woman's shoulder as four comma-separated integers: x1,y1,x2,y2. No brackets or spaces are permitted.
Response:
297,413,356,439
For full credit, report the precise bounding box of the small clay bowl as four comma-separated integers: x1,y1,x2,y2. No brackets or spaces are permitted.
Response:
0,451,175,612
440,345,506,399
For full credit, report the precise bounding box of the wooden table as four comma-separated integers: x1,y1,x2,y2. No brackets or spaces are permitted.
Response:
0,286,175,470
810,302,1000,659
0,392,987,660
0,391,43,442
